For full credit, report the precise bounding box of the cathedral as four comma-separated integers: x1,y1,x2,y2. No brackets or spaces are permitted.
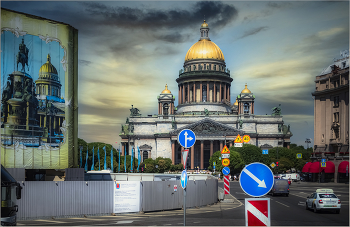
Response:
119,20,292,170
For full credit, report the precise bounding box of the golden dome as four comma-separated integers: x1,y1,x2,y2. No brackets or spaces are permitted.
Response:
39,54,58,74
185,39,225,62
241,84,251,93
234,99,238,106
201,20,208,28
161,84,171,94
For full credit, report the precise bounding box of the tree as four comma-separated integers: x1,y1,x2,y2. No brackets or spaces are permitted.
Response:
155,157,172,173
143,158,155,173
233,144,270,166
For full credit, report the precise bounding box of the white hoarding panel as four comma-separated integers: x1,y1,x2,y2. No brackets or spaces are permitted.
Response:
113,181,141,213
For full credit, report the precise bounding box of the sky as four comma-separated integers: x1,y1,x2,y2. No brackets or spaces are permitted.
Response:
1,1,349,149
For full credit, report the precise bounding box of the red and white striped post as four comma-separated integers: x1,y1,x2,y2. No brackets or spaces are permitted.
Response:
224,175,230,194
245,198,270,226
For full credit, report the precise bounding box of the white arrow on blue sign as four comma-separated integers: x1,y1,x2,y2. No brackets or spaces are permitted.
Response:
222,167,230,176
181,170,188,189
239,162,274,197
178,129,196,148
262,149,268,154
322,158,326,163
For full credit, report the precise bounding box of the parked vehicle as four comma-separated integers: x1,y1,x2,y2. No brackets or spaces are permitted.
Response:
269,179,289,196
279,173,300,182
1,165,22,226
305,189,341,214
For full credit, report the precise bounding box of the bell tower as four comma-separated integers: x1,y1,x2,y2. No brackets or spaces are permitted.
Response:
158,84,175,118
237,84,255,115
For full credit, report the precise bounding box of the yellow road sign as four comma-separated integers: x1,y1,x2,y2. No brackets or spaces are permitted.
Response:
243,135,250,143
321,162,326,167
270,163,276,168
234,134,243,143
296,153,302,159
221,145,230,154
222,158,230,166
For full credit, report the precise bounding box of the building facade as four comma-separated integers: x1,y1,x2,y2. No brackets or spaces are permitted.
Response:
312,50,349,182
119,21,293,170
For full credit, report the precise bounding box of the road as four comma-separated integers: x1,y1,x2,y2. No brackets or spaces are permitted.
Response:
18,181,349,226
226,181,349,226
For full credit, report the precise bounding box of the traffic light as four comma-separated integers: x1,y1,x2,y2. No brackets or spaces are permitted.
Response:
276,162,279,167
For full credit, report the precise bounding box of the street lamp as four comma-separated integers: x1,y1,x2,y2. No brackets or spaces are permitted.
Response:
305,138,311,149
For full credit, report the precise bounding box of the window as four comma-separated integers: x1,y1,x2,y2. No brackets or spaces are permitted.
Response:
319,194,337,198
202,85,207,102
163,103,169,118
333,112,339,123
244,103,249,114
334,96,339,107
142,151,148,162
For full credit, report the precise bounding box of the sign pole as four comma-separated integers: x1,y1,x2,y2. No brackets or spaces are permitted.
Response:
178,129,196,227
184,187,186,226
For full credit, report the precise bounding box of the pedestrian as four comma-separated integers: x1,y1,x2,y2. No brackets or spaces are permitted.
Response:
234,175,237,181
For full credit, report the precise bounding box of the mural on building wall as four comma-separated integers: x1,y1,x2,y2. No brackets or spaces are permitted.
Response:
1,9,78,169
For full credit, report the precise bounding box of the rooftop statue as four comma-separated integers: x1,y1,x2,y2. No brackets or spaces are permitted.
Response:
130,105,141,116
16,38,29,72
204,108,209,116
239,119,243,129
272,104,282,116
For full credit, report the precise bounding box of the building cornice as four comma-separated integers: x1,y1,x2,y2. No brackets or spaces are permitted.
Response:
312,84,349,96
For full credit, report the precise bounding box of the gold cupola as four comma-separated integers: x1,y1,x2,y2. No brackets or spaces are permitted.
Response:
201,20,208,28
241,84,251,93
184,20,225,62
39,54,58,75
234,99,238,106
161,84,171,94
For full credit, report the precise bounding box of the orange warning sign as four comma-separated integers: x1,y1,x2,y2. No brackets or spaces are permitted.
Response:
243,135,250,143
221,145,230,154
234,134,243,143
222,158,230,166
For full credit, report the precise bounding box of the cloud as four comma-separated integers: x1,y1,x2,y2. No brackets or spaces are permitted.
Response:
317,27,345,38
82,1,238,30
79,60,92,66
236,26,269,40
285,26,349,55
242,1,294,24
266,2,292,9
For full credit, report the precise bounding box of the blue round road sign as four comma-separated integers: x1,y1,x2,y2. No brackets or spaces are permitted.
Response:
178,129,196,148
239,162,274,197
181,170,188,189
222,167,230,175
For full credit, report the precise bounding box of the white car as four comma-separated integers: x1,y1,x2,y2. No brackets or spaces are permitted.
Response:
305,189,341,214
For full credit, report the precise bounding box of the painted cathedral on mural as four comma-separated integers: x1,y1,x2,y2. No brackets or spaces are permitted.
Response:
1,39,65,147
119,20,293,170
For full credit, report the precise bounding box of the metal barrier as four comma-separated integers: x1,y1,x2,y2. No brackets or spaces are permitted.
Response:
16,179,218,220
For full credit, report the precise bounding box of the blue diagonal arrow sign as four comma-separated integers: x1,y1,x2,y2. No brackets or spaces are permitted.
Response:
239,162,274,197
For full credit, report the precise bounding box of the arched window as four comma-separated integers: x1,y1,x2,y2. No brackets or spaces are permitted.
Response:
203,85,207,102
163,103,169,119
244,103,249,114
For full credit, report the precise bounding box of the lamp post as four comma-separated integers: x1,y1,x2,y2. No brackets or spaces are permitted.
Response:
305,138,311,149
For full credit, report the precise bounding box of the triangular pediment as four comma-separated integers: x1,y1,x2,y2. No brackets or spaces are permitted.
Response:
170,118,243,136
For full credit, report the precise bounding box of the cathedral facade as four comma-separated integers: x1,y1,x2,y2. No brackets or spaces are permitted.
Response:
119,21,292,170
